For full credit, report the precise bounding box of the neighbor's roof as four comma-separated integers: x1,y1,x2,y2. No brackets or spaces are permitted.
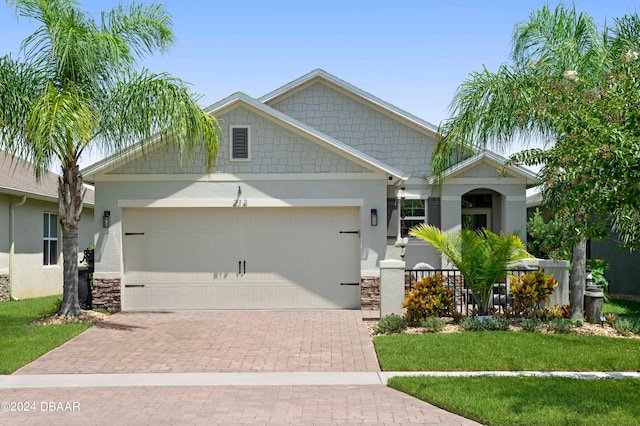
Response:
0,151,95,205
258,68,440,137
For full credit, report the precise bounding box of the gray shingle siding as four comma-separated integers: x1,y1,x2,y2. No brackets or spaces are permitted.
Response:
108,107,372,175
269,82,437,176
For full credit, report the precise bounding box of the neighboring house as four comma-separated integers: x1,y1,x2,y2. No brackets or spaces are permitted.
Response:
83,69,537,312
527,188,639,297
0,151,95,301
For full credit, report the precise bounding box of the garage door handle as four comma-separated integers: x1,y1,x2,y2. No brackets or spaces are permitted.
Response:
243,260,246,274
125,232,145,236
340,282,359,286
238,261,241,275
125,284,145,288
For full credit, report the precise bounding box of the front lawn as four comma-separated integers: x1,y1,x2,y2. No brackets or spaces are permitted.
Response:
388,376,640,426
0,295,93,374
604,297,640,321
374,332,640,371
375,297,640,425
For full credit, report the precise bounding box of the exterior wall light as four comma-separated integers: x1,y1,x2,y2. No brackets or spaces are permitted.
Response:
103,210,110,228
370,209,378,226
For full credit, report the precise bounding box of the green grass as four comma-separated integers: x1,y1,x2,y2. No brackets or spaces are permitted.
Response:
374,332,640,371
0,295,93,374
387,376,640,426
604,297,640,321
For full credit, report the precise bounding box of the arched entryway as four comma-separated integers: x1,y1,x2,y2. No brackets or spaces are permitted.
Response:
461,189,502,234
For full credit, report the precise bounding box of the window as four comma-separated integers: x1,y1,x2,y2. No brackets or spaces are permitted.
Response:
43,212,58,265
400,199,426,238
230,126,250,161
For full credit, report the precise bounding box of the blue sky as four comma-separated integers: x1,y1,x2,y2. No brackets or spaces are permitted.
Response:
1,1,638,166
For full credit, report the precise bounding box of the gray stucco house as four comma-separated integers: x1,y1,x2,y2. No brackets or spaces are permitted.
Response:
83,69,537,312
0,151,94,301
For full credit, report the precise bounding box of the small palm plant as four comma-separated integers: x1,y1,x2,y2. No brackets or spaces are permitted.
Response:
409,225,531,315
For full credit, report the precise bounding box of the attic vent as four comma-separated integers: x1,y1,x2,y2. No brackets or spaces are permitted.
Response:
231,126,250,161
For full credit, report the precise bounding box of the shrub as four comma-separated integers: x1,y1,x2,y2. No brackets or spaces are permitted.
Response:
547,318,573,334
459,317,483,332
520,317,542,332
375,314,407,335
482,317,511,331
451,311,464,325
541,305,564,321
612,319,634,336
633,320,640,335
402,274,454,326
419,317,445,333
605,314,619,325
510,270,558,317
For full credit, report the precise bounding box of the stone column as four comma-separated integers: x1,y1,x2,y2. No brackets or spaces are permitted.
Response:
380,259,406,317
0,273,9,303
539,259,570,306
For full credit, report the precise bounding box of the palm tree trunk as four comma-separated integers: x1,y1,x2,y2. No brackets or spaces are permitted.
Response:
59,226,80,315
57,163,85,316
569,238,587,320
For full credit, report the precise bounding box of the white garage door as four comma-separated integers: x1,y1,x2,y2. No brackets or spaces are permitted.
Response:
122,207,361,310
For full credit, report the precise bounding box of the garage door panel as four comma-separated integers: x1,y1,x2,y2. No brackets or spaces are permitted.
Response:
123,207,360,310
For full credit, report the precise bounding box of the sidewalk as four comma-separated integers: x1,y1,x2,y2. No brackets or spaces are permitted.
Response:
2,371,639,389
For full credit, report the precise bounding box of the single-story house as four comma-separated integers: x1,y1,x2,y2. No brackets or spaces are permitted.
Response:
83,69,537,312
0,151,95,301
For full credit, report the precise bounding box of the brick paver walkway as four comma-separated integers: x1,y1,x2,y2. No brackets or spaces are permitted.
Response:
2,311,480,425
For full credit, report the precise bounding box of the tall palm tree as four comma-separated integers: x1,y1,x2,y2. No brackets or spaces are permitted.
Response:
432,4,640,320
0,0,220,315
410,225,530,315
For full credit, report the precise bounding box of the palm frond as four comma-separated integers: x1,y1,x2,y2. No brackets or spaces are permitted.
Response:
97,70,220,171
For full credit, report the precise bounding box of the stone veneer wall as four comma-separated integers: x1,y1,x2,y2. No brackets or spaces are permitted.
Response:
0,274,9,303
360,276,380,310
92,278,121,312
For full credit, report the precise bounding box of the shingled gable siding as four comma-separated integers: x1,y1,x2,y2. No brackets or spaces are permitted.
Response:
268,83,437,175
108,107,373,175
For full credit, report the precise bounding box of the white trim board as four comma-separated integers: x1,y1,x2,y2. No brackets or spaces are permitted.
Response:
117,198,365,208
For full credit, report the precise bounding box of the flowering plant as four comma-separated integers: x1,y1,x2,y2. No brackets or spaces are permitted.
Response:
586,258,609,290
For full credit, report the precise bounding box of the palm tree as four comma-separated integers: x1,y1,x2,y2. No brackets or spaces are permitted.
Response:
409,225,531,315
432,4,640,320
0,0,220,315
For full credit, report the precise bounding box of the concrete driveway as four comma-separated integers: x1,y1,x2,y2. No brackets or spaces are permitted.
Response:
1,311,480,425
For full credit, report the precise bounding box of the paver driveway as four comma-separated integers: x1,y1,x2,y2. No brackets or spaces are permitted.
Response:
2,310,480,425
16,311,380,374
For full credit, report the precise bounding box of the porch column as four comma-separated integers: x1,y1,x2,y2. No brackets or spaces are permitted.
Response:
379,259,405,317
502,195,527,243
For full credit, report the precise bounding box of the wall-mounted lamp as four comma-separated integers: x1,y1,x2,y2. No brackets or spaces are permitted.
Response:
103,210,110,228
370,208,378,226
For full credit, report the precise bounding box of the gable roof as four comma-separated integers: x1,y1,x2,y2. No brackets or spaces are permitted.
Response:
259,69,440,138
84,91,408,182
426,150,539,186
0,151,95,205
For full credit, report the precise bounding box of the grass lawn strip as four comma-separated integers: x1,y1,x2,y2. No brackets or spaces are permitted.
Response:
388,376,640,426
374,331,640,372
0,295,93,374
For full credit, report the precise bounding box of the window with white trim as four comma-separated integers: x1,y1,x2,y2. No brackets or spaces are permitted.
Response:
230,126,251,161
43,212,58,265
400,199,426,238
